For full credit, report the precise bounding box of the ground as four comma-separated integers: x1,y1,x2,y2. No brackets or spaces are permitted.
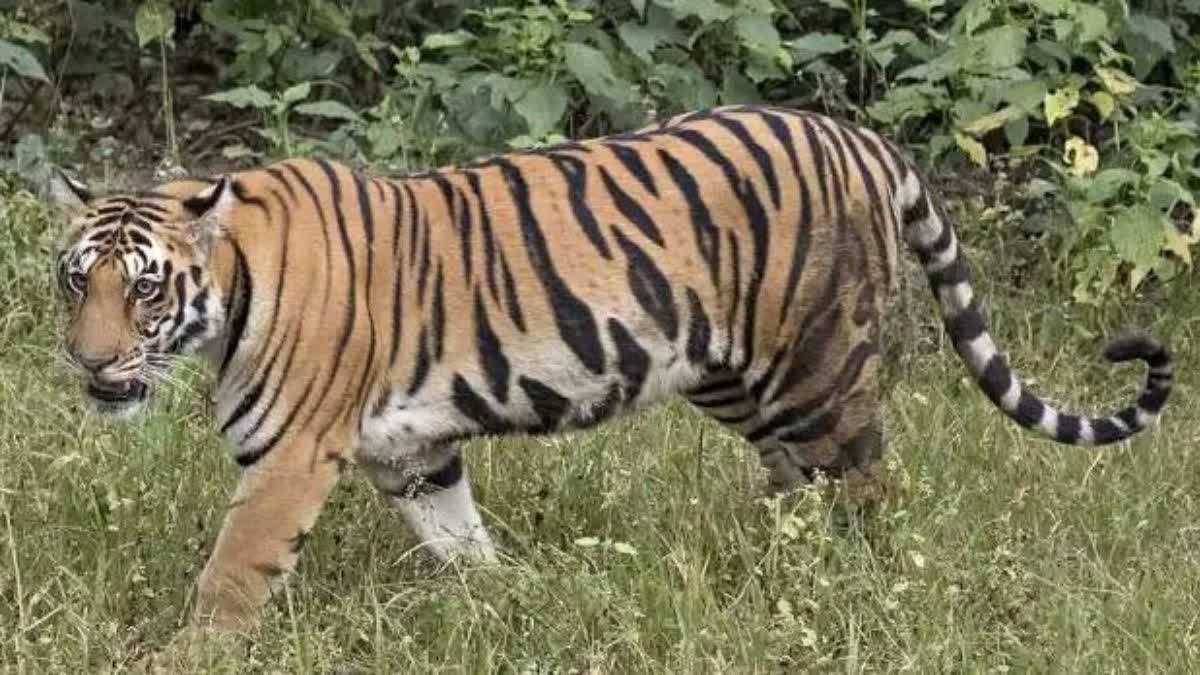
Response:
0,177,1197,672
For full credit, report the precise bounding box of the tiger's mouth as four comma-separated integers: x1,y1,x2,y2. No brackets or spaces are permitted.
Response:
86,378,149,417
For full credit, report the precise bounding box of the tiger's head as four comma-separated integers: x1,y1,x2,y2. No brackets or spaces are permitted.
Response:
49,171,235,418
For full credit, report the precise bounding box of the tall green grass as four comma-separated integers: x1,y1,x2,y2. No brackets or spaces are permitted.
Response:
1,181,1196,672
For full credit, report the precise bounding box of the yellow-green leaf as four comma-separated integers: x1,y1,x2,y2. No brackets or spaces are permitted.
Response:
1090,91,1115,120
953,131,987,167
962,106,1021,135
1095,66,1137,96
1043,87,1079,126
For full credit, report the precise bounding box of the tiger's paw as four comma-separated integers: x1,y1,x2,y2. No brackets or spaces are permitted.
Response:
134,625,249,673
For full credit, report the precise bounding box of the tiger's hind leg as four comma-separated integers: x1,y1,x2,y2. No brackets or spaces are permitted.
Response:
688,296,887,509
360,445,497,564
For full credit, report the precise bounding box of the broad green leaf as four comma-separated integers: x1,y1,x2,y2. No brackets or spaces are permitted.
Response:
1110,204,1166,283
953,131,987,167
735,14,781,52
1086,168,1139,202
0,39,49,82
1148,178,1193,211
1000,79,1048,112
1124,13,1174,53
281,82,311,105
564,42,637,105
618,21,676,62
1043,87,1079,126
366,122,403,158
979,25,1027,69
721,66,759,103
203,85,275,109
421,30,475,50
654,0,734,23
1073,5,1108,43
1004,115,1029,146
514,83,568,137
294,100,362,122
134,1,174,47
953,0,992,35
788,33,848,63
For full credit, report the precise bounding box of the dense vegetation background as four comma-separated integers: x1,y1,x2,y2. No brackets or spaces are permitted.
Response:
1,1,1198,671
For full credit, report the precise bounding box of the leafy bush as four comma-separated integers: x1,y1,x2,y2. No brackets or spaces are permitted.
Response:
1,0,1196,300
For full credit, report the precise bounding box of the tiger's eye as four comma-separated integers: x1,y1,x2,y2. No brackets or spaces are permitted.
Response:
68,271,88,292
132,277,159,300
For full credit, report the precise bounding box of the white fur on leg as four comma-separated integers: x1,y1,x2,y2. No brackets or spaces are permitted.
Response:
392,471,497,564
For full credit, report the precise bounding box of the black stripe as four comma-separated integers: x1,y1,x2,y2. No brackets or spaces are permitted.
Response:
824,118,892,286
313,159,360,436
431,262,446,360
498,252,527,332
685,288,711,365
465,171,504,301
688,376,742,397
455,185,475,281
611,227,678,341
946,305,987,344
386,182,406,367
1091,417,1124,443
349,169,380,417
519,376,571,432
977,355,1013,408
606,142,660,197
608,319,651,402
407,328,432,395
1056,414,1081,443
452,374,512,434
218,242,252,378
599,165,664,246
475,290,511,404
496,159,605,374
550,154,613,259
799,118,833,218
710,113,781,209
658,149,720,288
778,410,838,443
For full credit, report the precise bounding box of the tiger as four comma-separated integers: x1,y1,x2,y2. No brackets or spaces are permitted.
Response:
48,104,1172,632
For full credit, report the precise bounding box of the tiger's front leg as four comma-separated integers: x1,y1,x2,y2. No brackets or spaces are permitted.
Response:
360,444,497,564
192,437,343,630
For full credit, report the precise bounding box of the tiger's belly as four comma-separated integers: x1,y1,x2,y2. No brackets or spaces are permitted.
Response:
356,348,706,460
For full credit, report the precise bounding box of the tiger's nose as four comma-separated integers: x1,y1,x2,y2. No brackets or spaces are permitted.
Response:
72,350,118,374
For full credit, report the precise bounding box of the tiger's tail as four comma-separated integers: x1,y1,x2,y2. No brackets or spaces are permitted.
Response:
893,167,1171,445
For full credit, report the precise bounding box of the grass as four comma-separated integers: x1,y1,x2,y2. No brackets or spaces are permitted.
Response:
1,177,1197,673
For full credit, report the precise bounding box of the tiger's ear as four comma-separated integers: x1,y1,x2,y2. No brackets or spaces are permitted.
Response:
47,169,92,216
181,176,234,253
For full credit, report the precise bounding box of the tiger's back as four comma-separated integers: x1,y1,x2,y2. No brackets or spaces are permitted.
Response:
51,104,1170,631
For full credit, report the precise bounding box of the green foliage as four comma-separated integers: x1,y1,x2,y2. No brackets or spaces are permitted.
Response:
0,0,1197,301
